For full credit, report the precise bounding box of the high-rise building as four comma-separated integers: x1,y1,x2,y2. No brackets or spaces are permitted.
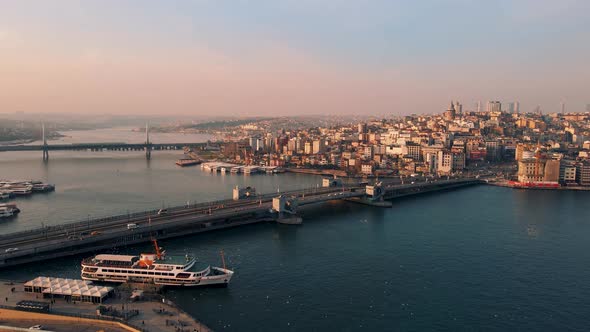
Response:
560,102,565,113
436,150,465,175
507,102,515,113
454,101,463,116
312,139,325,154
358,123,367,134
304,142,312,155
486,101,502,113
514,101,520,114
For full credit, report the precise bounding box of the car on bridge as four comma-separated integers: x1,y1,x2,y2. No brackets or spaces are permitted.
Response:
127,223,139,230
4,247,18,253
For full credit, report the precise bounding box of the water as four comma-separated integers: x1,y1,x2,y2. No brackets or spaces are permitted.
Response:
2,129,590,331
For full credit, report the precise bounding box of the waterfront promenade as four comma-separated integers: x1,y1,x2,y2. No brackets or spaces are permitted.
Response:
0,280,210,332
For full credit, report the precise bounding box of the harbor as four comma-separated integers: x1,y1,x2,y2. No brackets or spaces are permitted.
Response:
201,162,283,175
0,180,55,220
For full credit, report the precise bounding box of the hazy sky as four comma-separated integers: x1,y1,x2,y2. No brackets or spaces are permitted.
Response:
1,0,589,116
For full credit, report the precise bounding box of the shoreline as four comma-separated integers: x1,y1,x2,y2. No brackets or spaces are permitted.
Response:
487,181,590,191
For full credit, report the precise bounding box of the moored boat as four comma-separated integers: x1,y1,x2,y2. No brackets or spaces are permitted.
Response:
81,240,233,287
0,203,20,214
175,159,202,167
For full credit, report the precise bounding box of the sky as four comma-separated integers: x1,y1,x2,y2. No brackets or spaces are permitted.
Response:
0,0,589,117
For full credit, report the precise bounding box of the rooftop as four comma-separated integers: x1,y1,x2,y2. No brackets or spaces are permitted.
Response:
155,254,193,266
95,254,137,262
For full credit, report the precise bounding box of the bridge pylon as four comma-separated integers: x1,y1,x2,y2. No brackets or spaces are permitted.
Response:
42,123,49,162
145,122,152,160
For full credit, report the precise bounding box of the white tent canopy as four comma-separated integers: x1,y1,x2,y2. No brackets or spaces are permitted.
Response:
25,276,114,303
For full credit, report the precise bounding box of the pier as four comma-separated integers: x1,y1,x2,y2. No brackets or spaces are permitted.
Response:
0,179,481,269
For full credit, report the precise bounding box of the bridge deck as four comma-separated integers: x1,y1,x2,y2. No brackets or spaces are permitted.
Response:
0,142,207,152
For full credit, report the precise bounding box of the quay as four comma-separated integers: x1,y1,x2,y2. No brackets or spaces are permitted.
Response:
0,279,211,332
0,179,482,269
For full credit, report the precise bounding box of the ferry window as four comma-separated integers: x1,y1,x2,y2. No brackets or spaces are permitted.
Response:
155,272,161,275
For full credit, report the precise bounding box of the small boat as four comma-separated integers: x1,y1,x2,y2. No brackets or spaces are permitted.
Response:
0,204,19,218
0,203,20,214
175,159,202,167
0,192,10,200
32,183,55,192
2,185,33,196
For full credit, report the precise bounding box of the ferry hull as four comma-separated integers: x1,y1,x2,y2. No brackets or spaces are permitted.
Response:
81,266,233,287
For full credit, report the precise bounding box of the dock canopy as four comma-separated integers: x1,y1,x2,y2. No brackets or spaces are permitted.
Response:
24,276,114,304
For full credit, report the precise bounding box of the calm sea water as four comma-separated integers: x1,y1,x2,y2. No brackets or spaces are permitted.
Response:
1,129,590,331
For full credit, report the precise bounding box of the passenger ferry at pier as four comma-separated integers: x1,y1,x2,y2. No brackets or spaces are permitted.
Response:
81,240,234,287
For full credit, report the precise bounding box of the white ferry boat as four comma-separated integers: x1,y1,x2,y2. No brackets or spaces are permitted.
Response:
81,240,234,287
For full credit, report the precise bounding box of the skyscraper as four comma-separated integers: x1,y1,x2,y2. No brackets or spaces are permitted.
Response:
560,102,565,113
486,101,502,113
515,101,520,114
507,102,515,113
453,101,463,116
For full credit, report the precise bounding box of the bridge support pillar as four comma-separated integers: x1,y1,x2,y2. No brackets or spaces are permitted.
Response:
272,195,302,224
366,182,385,201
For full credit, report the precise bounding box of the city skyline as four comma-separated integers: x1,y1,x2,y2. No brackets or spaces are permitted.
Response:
1,1,589,116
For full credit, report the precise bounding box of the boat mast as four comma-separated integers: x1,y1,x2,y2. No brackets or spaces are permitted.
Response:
220,250,226,270
152,238,162,260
